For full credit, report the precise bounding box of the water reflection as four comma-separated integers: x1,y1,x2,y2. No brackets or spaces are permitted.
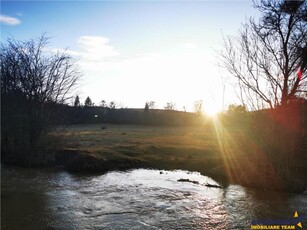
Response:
1,166,306,229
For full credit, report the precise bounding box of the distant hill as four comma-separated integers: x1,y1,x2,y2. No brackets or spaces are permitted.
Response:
62,106,205,126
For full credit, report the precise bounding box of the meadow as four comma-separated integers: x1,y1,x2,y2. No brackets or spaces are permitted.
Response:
52,107,307,193
53,123,227,180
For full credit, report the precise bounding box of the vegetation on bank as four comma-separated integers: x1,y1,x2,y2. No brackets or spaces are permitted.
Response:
216,101,307,192
1,36,81,165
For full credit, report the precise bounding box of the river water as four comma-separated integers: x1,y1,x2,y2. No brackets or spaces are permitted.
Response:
1,166,306,229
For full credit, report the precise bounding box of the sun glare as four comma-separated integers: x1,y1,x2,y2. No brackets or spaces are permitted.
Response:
205,104,220,117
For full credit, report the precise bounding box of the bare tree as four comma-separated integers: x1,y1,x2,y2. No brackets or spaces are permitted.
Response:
144,102,149,111
146,101,156,109
219,0,307,109
1,35,81,163
100,100,107,108
1,35,80,103
164,102,176,110
109,101,117,109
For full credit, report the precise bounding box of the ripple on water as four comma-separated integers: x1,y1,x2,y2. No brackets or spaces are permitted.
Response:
2,167,307,229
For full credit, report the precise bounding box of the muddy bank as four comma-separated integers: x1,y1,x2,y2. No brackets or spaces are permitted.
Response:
54,149,149,172
1,147,305,193
52,148,229,186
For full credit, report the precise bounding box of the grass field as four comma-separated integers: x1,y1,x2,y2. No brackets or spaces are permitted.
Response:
53,123,232,182
52,115,306,192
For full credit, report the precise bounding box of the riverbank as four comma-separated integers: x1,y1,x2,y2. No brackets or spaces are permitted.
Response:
47,123,306,193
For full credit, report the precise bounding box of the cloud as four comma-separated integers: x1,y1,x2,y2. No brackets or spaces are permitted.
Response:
78,36,119,61
49,36,119,69
0,14,21,25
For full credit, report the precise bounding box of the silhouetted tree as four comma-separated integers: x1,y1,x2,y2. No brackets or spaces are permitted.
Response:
84,96,93,107
1,35,81,163
74,95,80,107
144,102,149,111
164,102,176,110
144,101,156,111
100,100,107,108
147,101,156,109
220,0,307,109
109,101,117,109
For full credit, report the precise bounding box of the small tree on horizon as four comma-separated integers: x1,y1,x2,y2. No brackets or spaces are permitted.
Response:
144,102,149,111
144,101,156,111
100,100,107,108
74,95,80,107
109,101,117,109
164,102,176,110
147,101,156,109
84,96,93,107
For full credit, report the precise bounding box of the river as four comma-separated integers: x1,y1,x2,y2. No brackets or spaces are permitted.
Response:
1,166,306,229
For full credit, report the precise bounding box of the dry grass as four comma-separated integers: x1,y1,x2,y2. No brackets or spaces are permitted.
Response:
51,123,228,180
51,118,306,192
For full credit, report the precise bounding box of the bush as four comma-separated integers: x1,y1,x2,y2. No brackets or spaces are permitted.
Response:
1,35,81,165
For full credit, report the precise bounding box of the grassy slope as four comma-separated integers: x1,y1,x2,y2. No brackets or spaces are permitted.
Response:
53,123,229,181
52,120,306,192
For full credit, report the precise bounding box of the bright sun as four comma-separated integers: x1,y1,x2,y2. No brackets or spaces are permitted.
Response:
205,103,220,117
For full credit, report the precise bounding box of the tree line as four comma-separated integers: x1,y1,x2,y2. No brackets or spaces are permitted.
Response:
72,96,206,114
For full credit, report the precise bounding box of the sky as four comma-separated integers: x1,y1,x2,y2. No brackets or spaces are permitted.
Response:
1,0,260,114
